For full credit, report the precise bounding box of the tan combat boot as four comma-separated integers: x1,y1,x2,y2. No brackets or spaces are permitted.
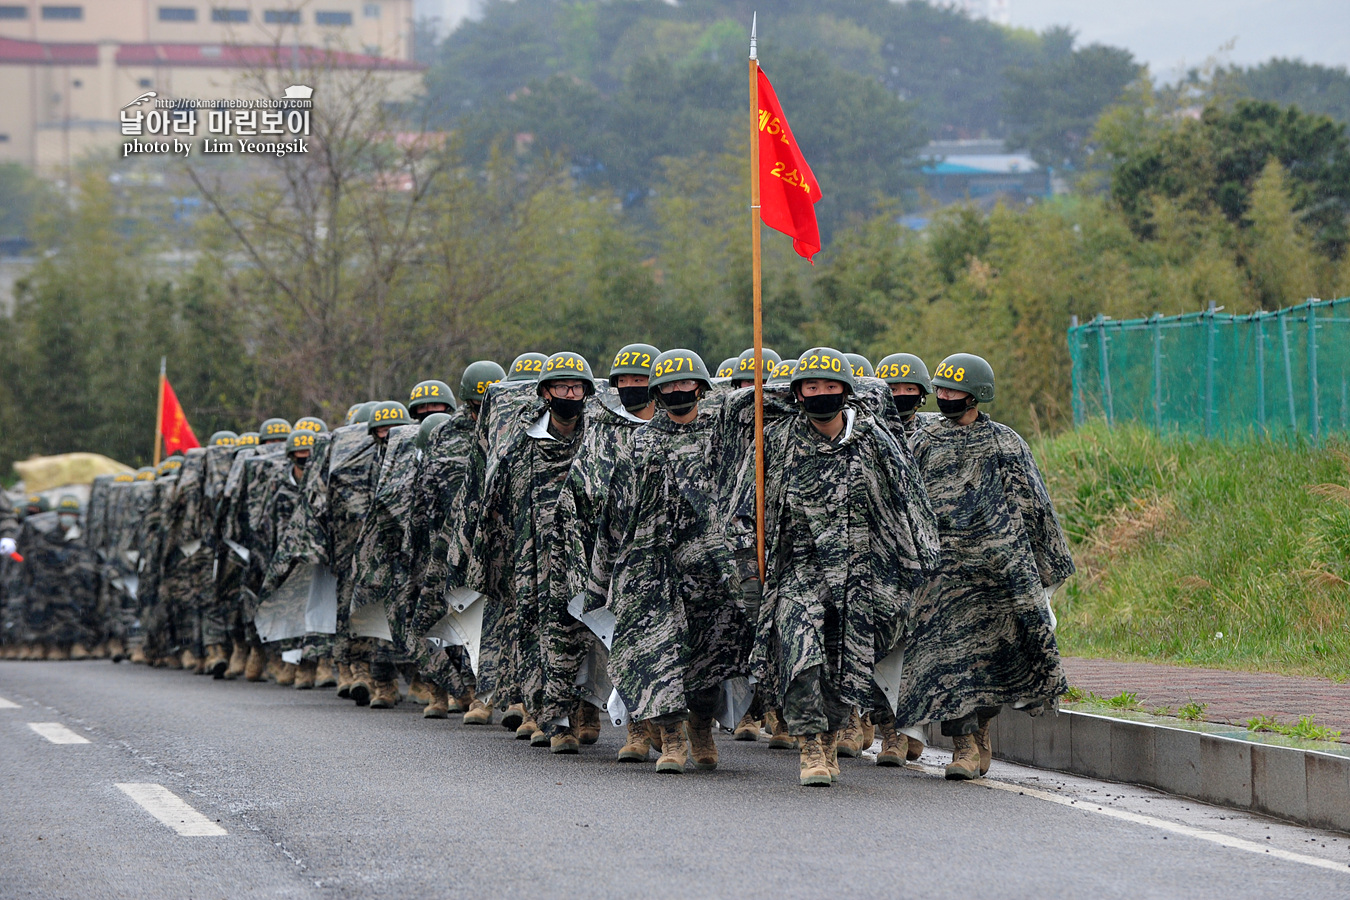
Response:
369,680,400,709
47,645,71,661
823,730,841,782
525,722,547,745
945,733,981,781
733,711,761,741
617,720,653,762
975,719,993,776
861,713,876,752
70,643,91,660
129,645,148,665
423,685,450,718
876,719,905,767
501,703,526,732
180,647,200,671
223,644,247,680
463,699,493,725
767,709,795,749
799,734,832,786
688,713,718,771
276,661,298,686
836,708,865,758
550,727,580,755
907,735,926,761
446,691,465,714
646,721,664,753
314,658,337,688
407,676,433,706
335,663,354,697
348,662,372,706
294,659,317,690
107,638,127,662
203,644,229,679
576,701,601,745
655,722,689,774
243,646,265,682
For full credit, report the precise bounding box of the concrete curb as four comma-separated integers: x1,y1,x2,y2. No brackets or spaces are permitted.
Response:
924,708,1350,834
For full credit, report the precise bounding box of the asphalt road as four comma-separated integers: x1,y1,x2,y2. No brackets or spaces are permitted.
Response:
2,660,1348,900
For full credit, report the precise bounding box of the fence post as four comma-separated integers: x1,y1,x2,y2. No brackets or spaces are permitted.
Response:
1307,300,1320,442
1279,311,1297,431
1096,316,1114,426
1152,314,1163,433
1204,301,1216,438
1069,315,1083,427
1254,313,1266,431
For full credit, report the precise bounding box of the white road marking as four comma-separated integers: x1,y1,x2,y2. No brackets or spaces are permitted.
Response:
27,722,89,744
909,762,1349,875
116,783,227,836
0,695,19,709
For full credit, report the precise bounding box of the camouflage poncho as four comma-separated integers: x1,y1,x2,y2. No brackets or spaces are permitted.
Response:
350,425,420,640
16,511,98,647
896,412,1076,727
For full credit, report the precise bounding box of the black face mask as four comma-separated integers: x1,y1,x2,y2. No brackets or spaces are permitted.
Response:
657,388,698,415
548,396,585,422
893,393,922,416
937,396,973,419
292,455,308,469
800,392,846,421
617,386,651,412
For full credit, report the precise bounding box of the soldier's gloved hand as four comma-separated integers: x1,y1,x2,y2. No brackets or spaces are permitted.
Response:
740,577,762,624
0,538,15,557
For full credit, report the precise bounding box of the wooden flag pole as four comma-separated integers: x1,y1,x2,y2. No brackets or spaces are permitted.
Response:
153,356,166,466
749,15,766,583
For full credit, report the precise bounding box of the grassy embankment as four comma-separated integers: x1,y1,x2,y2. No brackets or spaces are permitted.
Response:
1032,424,1350,681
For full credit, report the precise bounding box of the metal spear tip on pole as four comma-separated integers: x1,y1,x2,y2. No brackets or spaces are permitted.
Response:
749,12,757,60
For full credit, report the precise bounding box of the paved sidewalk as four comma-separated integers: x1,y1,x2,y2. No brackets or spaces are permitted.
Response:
1061,657,1350,743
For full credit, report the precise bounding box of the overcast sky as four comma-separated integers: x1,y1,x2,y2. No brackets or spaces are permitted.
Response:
1007,0,1350,78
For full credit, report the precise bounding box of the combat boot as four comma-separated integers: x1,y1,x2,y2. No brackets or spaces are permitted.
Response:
733,711,761,741
688,713,718,771
244,646,265,682
180,648,200,671
407,676,433,705
446,692,465,713
129,645,148,665
107,638,127,663
799,734,832,786
294,659,317,690
836,708,865,758
517,716,539,740
47,644,71,661
550,726,580,755
314,658,337,688
576,701,601,745
945,733,981,781
463,699,493,725
655,722,689,774
369,680,399,708
501,702,526,732
70,642,91,660
861,713,876,752
876,720,905,767
767,709,795,749
907,735,926,762
335,663,354,697
348,662,372,706
276,662,297,687
203,644,229,679
823,730,841,782
423,685,450,718
617,720,653,762
223,643,247,680
453,688,475,714
264,656,282,682
975,719,992,776
646,721,664,753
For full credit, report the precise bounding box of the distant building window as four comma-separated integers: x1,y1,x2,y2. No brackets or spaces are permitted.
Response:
264,9,300,23
41,5,82,19
210,7,246,22
0,6,28,19
158,6,196,21
315,10,351,26
362,3,378,17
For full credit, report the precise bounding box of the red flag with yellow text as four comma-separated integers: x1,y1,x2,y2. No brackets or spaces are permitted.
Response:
160,376,200,455
757,68,822,261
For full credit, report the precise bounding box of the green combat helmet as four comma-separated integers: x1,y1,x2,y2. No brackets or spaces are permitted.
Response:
25,494,49,513
460,361,507,403
135,467,156,482
877,353,933,393
845,353,875,379
208,431,238,447
235,432,260,447
285,430,318,457
415,412,451,451
608,343,659,379
259,418,292,443
538,351,596,395
113,472,136,484
367,400,413,433
792,347,857,393
931,352,994,402
345,404,362,424
506,352,548,382
715,357,739,380
351,402,378,424
768,358,798,385
649,349,711,414
157,455,184,477
294,416,328,434
57,495,81,513
408,380,457,419
732,347,782,386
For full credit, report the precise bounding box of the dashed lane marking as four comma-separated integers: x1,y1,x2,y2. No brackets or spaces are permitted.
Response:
909,762,1349,875
116,783,227,836
0,695,19,709
27,722,90,744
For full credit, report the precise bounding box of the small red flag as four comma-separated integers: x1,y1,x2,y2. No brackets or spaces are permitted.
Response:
757,68,822,261
160,376,200,455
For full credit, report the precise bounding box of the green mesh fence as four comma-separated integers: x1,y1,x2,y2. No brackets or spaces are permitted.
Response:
1069,298,1350,440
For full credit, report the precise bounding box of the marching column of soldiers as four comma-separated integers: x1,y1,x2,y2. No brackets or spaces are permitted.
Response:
0,343,1074,785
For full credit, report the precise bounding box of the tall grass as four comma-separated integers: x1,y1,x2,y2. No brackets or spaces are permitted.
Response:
1033,424,1350,680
